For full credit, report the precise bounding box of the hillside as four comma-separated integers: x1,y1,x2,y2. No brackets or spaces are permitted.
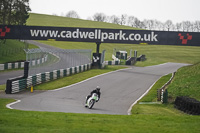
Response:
26,13,200,66
27,13,140,30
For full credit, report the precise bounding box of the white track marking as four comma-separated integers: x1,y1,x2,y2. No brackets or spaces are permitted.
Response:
127,77,160,115
6,100,21,109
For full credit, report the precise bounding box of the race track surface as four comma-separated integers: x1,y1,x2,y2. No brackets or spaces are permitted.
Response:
4,62,189,115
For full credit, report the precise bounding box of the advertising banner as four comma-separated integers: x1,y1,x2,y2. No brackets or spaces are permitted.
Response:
0,25,200,46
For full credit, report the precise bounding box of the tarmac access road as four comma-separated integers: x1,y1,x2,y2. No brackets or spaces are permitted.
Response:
1,62,189,115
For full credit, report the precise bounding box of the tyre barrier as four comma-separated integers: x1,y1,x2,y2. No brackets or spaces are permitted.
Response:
5,63,91,94
174,96,200,115
104,60,120,65
137,55,146,61
126,57,137,65
0,61,25,71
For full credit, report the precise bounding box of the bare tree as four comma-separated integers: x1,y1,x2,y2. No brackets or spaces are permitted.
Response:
128,16,142,28
142,19,148,29
154,20,161,30
146,19,155,30
190,22,196,32
182,21,191,32
93,13,107,22
66,10,80,18
138,21,146,29
165,20,173,31
194,21,200,32
175,23,182,31
134,17,141,28
128,16,135,27
109,15,120,24
120,14,127,25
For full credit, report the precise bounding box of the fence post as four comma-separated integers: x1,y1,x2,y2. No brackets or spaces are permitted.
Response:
24,61,29,78
163,89,168,103
5,80,12,94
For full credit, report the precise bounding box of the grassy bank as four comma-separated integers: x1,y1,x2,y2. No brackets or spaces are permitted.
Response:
167,62,200,101
0,40,38,64
27,13,139,30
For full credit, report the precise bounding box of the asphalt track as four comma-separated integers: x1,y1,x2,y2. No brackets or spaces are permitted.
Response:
3,62,189,115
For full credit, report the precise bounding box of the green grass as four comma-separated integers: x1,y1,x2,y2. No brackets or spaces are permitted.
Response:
167,62,200,101
0,40,38,64
27,13,140,30
0,71,200,133
0,84,5,91
33,65,127,90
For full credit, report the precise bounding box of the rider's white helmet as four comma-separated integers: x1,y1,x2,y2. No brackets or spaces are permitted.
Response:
96,86,100,91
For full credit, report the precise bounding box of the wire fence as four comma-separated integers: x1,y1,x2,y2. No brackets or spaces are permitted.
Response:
0,46,25,57
25,48,92,76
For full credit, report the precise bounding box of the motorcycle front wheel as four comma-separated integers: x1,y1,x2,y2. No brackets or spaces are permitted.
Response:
88,99,95,109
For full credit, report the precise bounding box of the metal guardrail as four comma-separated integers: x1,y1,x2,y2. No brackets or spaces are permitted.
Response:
157,72,176,103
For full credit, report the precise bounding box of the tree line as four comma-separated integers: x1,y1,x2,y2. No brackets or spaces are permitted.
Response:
63,10,200,32
0,0,31,25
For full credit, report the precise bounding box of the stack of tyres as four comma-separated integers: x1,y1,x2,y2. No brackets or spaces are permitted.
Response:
174,96,200,115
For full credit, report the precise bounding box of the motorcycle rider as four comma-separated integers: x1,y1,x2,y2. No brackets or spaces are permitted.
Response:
85,86,101,104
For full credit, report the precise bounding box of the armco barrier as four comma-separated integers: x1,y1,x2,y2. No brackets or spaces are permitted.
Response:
175,96,200,115
157,72,175,103
6,63,91,94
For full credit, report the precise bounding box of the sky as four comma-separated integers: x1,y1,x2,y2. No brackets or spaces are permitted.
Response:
29,0,200,23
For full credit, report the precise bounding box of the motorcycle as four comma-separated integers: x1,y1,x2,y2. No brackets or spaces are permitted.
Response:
85,93,99,109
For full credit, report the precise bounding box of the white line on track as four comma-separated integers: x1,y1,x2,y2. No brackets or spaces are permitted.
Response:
127,77,161,115
6,100,21,109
